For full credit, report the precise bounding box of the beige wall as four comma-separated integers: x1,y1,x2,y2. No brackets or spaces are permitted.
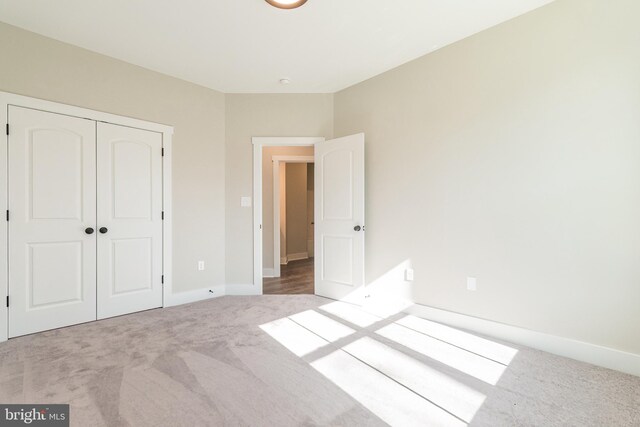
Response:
225,94,333,285
261,146,314,270
285,163,309,257
334,0,640,354
0,22,226,294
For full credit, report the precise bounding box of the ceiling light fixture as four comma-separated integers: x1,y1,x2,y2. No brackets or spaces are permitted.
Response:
279,78,291,85
265,0,308,10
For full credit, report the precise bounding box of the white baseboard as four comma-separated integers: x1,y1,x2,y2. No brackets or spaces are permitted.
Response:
226,284,262,296
165,285,225,307
286,252,308,262
263,268,275,278
405,304,640,377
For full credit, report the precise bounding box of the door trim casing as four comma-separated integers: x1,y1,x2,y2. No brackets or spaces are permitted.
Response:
0,91,174,342
251,137,324,295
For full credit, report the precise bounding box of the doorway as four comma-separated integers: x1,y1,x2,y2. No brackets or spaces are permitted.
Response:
251,134,365,302
264,157,315,294
260,147,315,294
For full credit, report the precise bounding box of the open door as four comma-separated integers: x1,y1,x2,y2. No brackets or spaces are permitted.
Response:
314,133,365,303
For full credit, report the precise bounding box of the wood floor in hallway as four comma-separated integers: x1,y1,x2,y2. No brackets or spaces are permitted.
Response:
264,258,314,294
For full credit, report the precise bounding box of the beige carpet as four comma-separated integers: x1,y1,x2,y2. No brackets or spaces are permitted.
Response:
0,295,638,426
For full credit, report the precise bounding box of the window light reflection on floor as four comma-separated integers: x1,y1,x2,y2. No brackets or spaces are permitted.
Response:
289,310,355,342
318,301,382,327
311,347,467,427
396,315,518,365
343,336,485,423
376,322,506,385
259,317,329,357
260,300,519,426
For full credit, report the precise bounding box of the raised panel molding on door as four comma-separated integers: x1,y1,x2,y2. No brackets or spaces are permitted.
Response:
1,91,173,341
8,106,97,337
96,122,163,319
314,133,365,303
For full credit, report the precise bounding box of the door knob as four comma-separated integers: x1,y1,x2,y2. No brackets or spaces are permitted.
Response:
354,225,362,232
99,227,108,234
85,227,94,235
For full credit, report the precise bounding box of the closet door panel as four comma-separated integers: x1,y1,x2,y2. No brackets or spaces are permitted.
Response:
97,123,163,319
8,106,97,337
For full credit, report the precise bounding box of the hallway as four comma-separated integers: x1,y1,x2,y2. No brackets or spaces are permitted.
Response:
264,258,314,294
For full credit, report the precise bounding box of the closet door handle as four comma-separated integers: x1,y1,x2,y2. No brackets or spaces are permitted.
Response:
85,227,95,235
99,227,108,234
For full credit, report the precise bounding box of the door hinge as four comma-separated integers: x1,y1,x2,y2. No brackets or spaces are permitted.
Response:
161,275,164,284
5,296,8,308
161,211,164,220
5,210,8,221
5,124,8,136
161,148,164,157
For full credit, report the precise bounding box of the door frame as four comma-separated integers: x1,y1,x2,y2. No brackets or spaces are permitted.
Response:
271,155,315,278
252,137,324,294
0,91,174,343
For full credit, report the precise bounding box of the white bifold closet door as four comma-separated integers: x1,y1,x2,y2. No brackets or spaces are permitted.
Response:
96,122,163,319
8,106,97,337
8,107,163,338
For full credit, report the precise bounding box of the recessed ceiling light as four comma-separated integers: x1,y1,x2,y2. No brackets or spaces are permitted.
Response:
279,78,291,85
265,0,308,10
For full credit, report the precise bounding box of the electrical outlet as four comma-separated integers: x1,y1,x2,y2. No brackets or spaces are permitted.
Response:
404,268,414,281
198,261,205,271
240,197,252,207
467,277,477,291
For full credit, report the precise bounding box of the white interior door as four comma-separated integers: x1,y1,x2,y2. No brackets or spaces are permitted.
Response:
314,133,365,302
96,123,163,319
8,106,97,337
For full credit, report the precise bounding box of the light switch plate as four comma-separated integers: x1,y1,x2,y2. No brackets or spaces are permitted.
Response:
467,277,477,291
241,196,252,207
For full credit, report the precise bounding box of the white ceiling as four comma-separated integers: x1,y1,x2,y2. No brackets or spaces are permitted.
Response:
0,0,554,93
